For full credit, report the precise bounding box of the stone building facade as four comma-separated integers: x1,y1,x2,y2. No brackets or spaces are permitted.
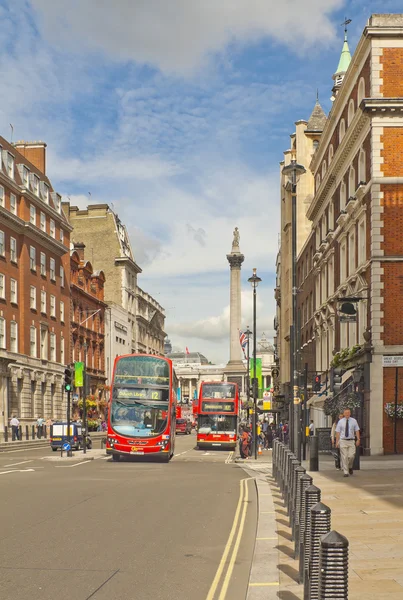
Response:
0,137,71,434
297,14,403,454
70,243,106,398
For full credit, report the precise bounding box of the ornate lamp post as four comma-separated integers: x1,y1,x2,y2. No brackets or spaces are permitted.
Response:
282,151,306,458
248,268,262,459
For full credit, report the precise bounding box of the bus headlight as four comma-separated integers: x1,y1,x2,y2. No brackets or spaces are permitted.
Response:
156,441,168,448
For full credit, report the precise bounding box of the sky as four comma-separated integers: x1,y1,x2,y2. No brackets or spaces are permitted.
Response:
1,0,401,363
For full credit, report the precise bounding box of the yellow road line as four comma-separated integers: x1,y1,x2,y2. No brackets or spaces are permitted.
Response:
218,478,250,600
205,478,247,600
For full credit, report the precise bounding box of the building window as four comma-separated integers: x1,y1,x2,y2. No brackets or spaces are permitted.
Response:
348,167,355,199
10,193,16,215
329,201,334,230
50,294,56,317
6,153,14,179
22,166,29,186
10,321,17,353
30,246,36,270
30,285,36,309
30,326,37,357
0,185,4,207
60,229,64,244
339,118,346,142
33,174,40,196
40,252,46,276
0,273,4,298
30,204,36,225
10,237,17,263
50,219,55,238
60,266,64,287
358,218,366,265
41,290,46,314
10,278,17,304
340,181,346,211
43,183,49,203
60,336,65,364
328,256,334,295
50,258,55,281
0,318,5,349
357,77,365,106
60,301,65,323
50,333,56,362
40,211,46,231
340,241,347,283
0,231,4,256
358,149,366,184
40,326,48,360
328,145,334,164
349,232,356,275
347,99,355,126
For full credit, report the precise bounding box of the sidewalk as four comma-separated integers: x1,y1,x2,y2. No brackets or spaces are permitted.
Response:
272,454,403,600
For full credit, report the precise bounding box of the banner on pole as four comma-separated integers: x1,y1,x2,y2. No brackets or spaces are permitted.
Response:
74,362,84,388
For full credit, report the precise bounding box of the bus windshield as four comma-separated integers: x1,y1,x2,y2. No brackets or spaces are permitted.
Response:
198,414,237,434
111,398,168,437
201,384,236,399
114,355,170,386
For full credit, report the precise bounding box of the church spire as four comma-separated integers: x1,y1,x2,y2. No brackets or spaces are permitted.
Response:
331,18,352,101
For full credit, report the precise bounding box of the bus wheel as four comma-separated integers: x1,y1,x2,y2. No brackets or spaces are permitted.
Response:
112,454,120,462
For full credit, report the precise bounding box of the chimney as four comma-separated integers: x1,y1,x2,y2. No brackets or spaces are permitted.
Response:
13,140,47,175
74,242,86,262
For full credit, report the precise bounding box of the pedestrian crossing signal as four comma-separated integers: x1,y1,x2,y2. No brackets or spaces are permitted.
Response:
313,375,321,392
64,368,73,392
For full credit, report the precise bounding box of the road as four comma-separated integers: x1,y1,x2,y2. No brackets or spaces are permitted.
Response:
0,432,257,600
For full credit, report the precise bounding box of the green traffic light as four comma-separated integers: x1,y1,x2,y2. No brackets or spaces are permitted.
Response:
65,384,72,392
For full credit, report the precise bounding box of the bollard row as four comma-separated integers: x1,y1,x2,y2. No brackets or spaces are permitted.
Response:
271,438,350,600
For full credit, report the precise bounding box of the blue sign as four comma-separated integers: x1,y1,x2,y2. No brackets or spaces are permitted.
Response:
62,442,71,451
177,387,181,402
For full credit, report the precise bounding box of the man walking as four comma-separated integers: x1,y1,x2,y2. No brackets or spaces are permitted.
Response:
10,415,20,440
336,408,360,477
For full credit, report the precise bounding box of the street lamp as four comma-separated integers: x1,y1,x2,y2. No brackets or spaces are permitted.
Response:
245,326,252,421
282,150,306,459
83,340,88,455
248,268,262,460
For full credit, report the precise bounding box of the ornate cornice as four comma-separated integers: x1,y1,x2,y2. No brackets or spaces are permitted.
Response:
227,253,245,269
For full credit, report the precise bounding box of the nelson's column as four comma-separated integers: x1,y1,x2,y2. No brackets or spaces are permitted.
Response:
225,228,245,390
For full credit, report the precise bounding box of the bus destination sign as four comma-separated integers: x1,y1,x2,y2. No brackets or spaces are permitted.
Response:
201,401,235,413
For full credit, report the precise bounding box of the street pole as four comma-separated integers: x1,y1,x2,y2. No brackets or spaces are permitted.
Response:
303,363,308,460
67,388,71,456
83,343,88,455
394,366,399,454
253,286,257,460
289,324,294,451
246,326,251,423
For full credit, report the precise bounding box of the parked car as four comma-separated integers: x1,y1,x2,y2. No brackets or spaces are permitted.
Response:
176,419,192,435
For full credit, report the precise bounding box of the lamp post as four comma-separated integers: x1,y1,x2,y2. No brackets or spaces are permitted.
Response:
245,326,252,422
83,340,88,455
282,151,306,459
352,367,363,469
248,268,262,459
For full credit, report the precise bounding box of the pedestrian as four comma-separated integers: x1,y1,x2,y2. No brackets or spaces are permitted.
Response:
10,415,20,440
36,416,45,438
309,420,315,436
336,408,360,477
331,413,344,470
241,428,250,459
262,419,269,448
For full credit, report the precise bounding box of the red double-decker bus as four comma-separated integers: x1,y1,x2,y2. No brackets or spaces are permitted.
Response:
196,381,239,449
106,354,177,462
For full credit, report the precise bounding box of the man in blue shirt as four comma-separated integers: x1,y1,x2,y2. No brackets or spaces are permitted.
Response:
335,408,360,477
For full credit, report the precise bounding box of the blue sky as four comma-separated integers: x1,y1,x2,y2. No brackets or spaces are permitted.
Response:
1,0,401,362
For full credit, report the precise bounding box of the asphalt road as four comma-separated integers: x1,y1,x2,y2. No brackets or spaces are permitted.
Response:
0,432,257,600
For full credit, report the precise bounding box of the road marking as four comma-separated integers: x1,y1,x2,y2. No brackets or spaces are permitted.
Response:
218,478,250,600
0,468,35,475
4,460,33,467
206,478,249,600
174,449,191,457
249,582,279,587
55,460,93,468
225,452,234,464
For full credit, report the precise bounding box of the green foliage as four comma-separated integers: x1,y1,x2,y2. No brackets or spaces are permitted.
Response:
384,403,403,419
323,395,340,419
330,345,363,367
87,419,99,431
325,391,362,418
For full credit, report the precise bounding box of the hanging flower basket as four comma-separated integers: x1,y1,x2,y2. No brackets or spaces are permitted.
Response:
384,403,403,419
339,391,361,412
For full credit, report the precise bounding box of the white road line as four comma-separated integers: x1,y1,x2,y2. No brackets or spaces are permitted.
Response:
225,451,234,464
55,460,93,468
0,468,36,475
174,449,191,457
4,460,33,467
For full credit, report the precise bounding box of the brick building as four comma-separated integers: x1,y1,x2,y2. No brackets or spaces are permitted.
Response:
298,14,403,454
0,138,71,434
70,243,106,399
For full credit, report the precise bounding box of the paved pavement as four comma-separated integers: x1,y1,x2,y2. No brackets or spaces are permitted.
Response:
0,432,257,600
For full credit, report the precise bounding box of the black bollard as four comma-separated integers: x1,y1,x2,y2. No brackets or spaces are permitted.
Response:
288,459,300,518
296,473,313,563
291,465,306,540
4,426,8,442
353,443,360,471
318,530,349,599
308,502,332,600
272,439,278,478
18,426,22,441
32,425,36,439
25,425,29,440
310,435,319,471
301,484,321,594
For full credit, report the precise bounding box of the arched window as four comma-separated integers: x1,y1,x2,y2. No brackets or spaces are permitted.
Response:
348,99,355,126
340,181,346,210
313,140,319,152
316,174,321,191
339,119,346,143
358,149,366,184
322,161,327,178
328,145,334,164
357,77,365,106
349,167,356,198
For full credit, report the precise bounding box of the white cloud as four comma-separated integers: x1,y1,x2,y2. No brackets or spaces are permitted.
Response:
31,0,344,74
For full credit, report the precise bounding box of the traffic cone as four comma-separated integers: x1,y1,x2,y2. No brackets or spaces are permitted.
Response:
258,444,262,456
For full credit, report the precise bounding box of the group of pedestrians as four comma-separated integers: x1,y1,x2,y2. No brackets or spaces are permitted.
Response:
238,419,285,459
8,415,53,440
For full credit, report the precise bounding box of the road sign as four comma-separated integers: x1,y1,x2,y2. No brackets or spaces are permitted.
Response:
62,443,71,452
383,355,403,367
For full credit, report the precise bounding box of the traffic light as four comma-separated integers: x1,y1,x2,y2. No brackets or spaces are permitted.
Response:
64,367,73,393
330,367,343,396
313,374,321,392
250,378,259,397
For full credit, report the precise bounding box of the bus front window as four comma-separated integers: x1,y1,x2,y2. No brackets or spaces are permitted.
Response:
111,401,168,437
